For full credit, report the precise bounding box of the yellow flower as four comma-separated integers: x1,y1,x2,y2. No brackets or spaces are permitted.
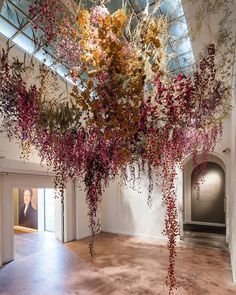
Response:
144,21,161,48
77,9,90,28
92,49,101,60
112,9,127,30
81,53,92,63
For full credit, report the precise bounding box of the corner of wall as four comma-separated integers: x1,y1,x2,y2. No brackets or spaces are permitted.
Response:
0,174,2,267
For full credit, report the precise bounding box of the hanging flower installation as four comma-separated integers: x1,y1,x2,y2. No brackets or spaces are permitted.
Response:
0,1,231,294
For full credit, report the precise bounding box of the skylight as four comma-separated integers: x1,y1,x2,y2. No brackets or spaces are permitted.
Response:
0,0,195,77
129,0,195,75
0,0,70,82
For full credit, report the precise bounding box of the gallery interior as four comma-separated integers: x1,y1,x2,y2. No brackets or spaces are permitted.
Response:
0,0,235,294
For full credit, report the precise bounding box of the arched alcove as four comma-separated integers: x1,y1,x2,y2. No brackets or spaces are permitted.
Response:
191,162,225,224
183,154,226,231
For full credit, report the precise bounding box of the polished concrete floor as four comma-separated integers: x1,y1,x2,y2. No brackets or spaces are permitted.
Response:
13,229,61,261
0,231,235,295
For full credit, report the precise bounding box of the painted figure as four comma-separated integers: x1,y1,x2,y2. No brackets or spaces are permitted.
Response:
19,189,38,229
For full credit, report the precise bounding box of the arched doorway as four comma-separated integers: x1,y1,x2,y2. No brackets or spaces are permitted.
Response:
191,162,225,225
183,154,227,237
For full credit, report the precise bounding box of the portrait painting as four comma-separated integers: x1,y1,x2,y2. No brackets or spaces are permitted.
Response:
18,188,38,229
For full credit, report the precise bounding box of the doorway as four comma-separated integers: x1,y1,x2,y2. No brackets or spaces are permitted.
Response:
13,188,58,233
183,156,226,228
13,187,63,261
182,155,227,248
191,162,225,225
0,173,74,265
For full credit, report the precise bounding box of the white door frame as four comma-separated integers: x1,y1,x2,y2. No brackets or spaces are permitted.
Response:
0,172,62,264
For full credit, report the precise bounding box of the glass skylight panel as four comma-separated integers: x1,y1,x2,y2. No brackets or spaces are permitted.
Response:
159,0,184,21
0,0,196,80
178,51,195,68
65,76,74,85
138,0,155,11
23,24,44,42
172,36,192,55
0,0,75,83
33,49,55,66
172,69,182,76
130,0,155,13
1,0,27,29
168,58,179,71
129,0,145,13
180,65,196,76
41,43,56,57
52,64,69,78
169,15,188,39
8,0,32,17
167,42,174,54
106,0,125,13
0,16,17,38
129,17,139,30
147,4,160,17
12,33,36,54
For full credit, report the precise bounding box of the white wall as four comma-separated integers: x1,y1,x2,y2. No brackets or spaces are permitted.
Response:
75,181,90,239
101,171,167,240
229,49,236,283
0,175,2,267
64,180,76,242
183,0,235,73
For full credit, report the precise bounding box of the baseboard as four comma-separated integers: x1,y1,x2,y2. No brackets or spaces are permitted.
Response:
232,266,236,284
2,257,14,265
229,245,236,284
76,233,91,240
232,258,236,284
101,228,168,242
77,229,180,244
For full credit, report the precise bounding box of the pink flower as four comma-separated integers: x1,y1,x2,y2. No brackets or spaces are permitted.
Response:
91,5,109,25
